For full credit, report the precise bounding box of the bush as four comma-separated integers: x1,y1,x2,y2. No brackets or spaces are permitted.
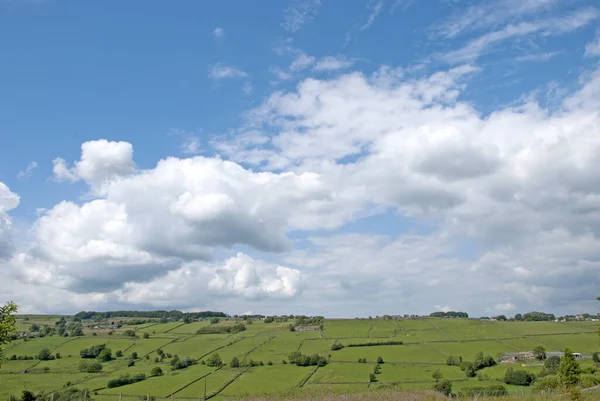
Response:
504,368,536,386
287,351,327,367
131,352,138,359
37,348,53,361
115,350,123,357
196,324,246,334
330,343,344,351
172,356,195,370
106,374,146,388
230,357,240,368
97,348,112,362
267,361,273,365
446,355,462,366
532,374,560,393
593,352,600,363
151,366,163,376
55,353,61,359
79,361,102,373
579,373,600,388
432,379,452,396
205,353,222,367
128,360,135,367
80,344,106,358
210,317,220,324
369,373,376,383
264,317,275,323
143,332,150,339
376,356,384,364
122,329,137,337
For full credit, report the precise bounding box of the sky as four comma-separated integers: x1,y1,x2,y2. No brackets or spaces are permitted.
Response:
1,0,600,317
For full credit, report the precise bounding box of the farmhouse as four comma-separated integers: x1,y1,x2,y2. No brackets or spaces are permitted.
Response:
295,325,321,332
500,351,535,363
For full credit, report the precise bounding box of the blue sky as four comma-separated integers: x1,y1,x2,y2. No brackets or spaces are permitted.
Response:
1,0,600,317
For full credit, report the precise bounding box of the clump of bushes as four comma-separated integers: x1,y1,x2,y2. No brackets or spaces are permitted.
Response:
358,358,367,363
106,373,146,388
79,361,103,373
80,344,106,358
459,352,496,378
433,379,452,396
446,355,463,366
205,353,223,367
504,368,536,386
288,351,328,367
171,356,195,370
330,343,344,351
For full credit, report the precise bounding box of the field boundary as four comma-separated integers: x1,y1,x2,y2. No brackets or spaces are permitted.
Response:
205,367,250,400
299,365,319,387
169,370,216,397
242,335,275,362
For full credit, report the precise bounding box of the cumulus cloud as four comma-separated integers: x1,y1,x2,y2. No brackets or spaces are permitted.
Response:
0,182,19,259
313,56,356,71
6,60,600,315
53,139,136,187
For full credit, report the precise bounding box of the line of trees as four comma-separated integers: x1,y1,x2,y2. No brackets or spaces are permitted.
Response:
196,323,246,334
73,310,228,320
429,311,469,318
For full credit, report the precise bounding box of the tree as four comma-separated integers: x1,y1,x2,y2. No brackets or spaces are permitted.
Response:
515,313,523,321
376,356,384,364
0,301,18,367
432,369,443,382
593,352,600,363
131,352,138,359
533,346,546,361
210,317,220,324
369,373,376,383
37,348,53,361
97,348,113,362
143,332,150,339
230,356,240,368
205,353,222,367
151,366,163,376
115,350,123,357
559,348,581,389
30,324,40,332
433,379,452,396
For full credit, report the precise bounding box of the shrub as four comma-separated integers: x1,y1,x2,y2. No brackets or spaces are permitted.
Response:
80,344,106,358
210,317,220,324
267,361,273,365
559,348,582,388
151,366,163,376
122,329,137,337
446,355,462,366
458,384,508,397
143,332,150,339
330,343,344,351
97,348,112,362
376,356,384,364
592,352,600,363
37,348,53,361
264,317,275,323
79,361,102,373
369,373,376,383
230,357,240,368
131,352,138,359
532,374,560,393
432,379,452,396
55,353,61,359
128,360,135,367
504,368,536,386
579,373,600,388
205,353,222,367
115,350,123,357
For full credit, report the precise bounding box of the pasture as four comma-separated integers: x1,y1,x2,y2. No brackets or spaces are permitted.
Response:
1,315,598,400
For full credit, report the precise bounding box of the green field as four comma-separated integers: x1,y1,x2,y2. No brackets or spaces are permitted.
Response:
1,317,599,400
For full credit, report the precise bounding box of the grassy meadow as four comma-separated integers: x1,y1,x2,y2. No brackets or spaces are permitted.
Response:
1,315,598,400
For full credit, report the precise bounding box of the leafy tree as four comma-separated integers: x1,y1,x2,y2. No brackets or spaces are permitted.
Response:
376,356,384,364
80,344,106,358
369,373,376,383
432,369,443,382
210,317,220,324
115,350,122,357
131,352,138,359
55,353,61,359
30,324,40,332
151,366,163,376
446,355,462,366
533,346,546,360
143,332,150,339
433,379,452,396
97,348,112,362
559,348,581,389
205,353,222,367
79,360,102,373
0,301,18,367
504,368,536,386
514,313,523,321
593,352,600,363
128,360,135,367
230,356,240,368
21,391,36,401
37,348,53,361
495,315,507,321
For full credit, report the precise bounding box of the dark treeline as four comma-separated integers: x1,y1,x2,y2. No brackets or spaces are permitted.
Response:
430,311,469,318
73,310,228,320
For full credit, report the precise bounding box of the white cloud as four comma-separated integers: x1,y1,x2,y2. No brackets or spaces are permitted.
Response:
53,139,136,187
514,51,560,63
282,0,321,33
361,0,385,30
242,81,253,95
0,182,19,259
434,0,560,38
495,303,516,312
213,27,224,39
585,31,600,57
313,56,356,71
209,63,248,79
181,137,202,154
290,52,316,72
17,161,38,179
441,7,600,63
